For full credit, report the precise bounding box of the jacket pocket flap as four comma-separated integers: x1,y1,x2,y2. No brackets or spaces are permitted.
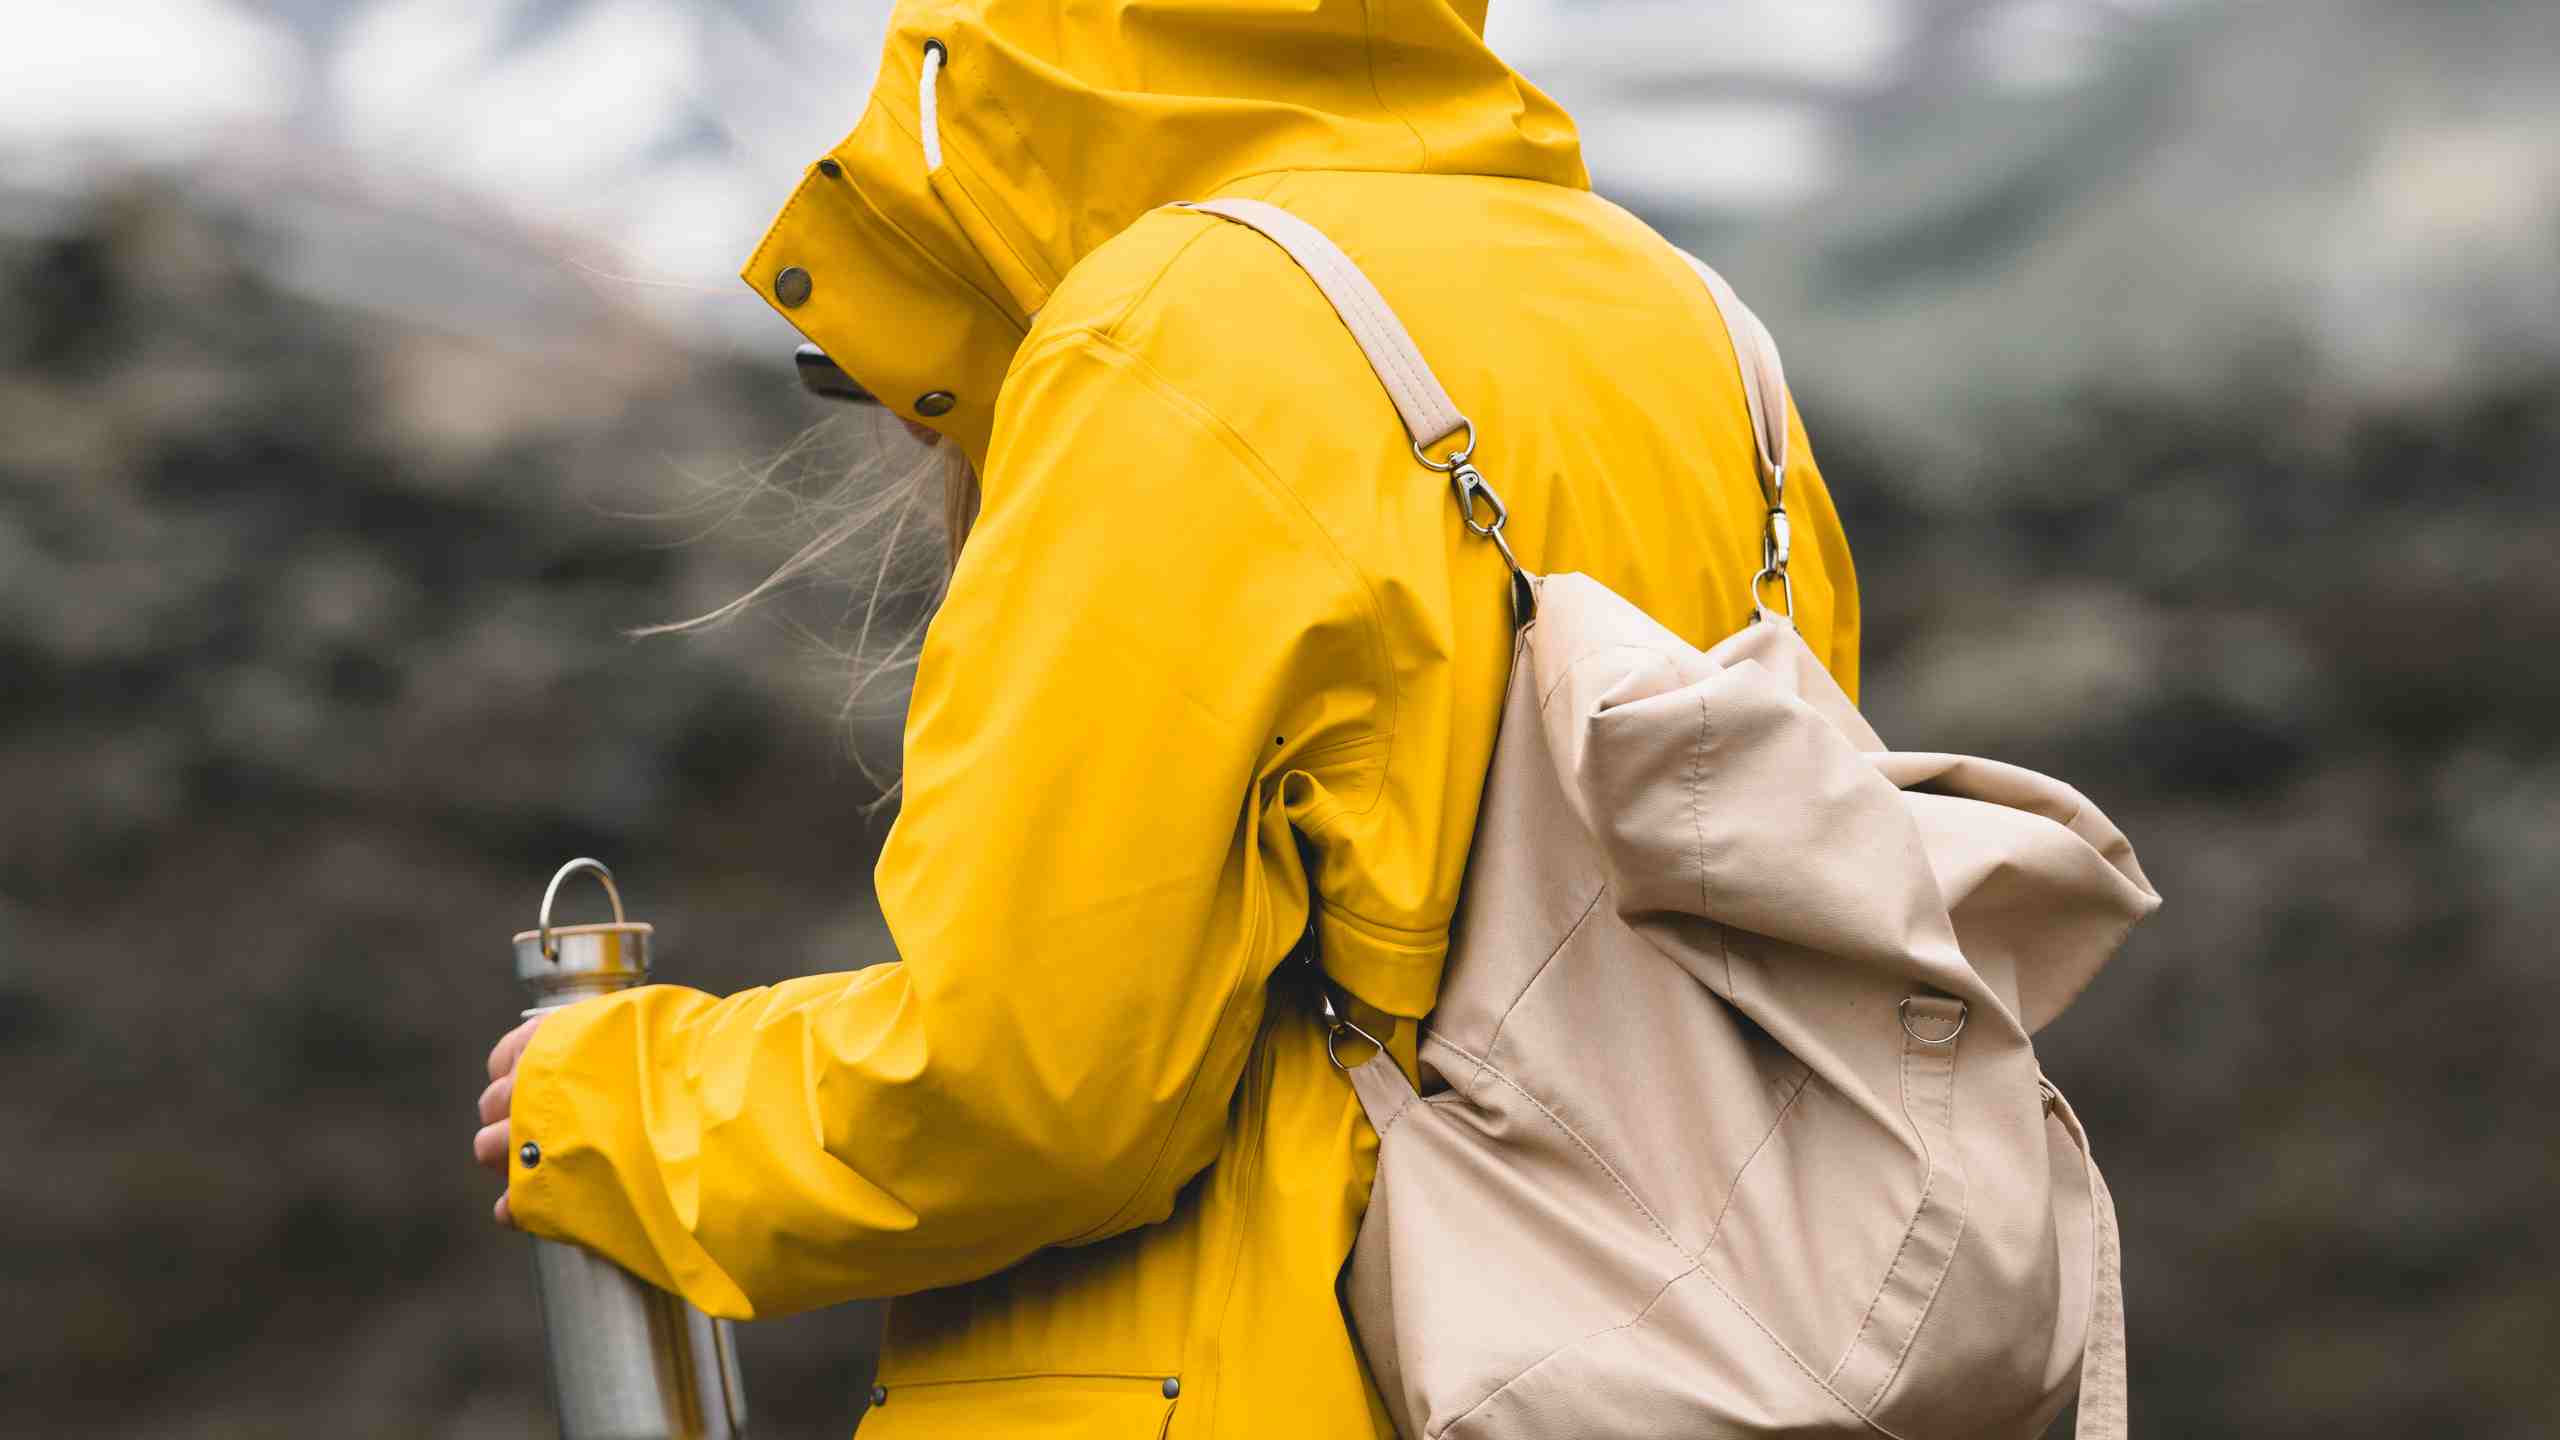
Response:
862,1372,1177,1437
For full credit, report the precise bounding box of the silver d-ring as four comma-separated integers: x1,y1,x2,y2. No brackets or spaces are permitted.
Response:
539,858,626,961
1317,985,1387,1070
1412,418,1476,473
1898,997,1967,1046
1326,1017,1385,1070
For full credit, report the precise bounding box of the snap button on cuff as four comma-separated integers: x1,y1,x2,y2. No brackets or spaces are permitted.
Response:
869,1385,887,1406
774,266,813,308
815,157,841,178
914,390,956,417
518,1141,541,1168
1161,1377,1180,1399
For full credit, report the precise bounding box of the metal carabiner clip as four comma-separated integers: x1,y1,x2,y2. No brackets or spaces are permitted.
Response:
1449,463,1506,538
1417,417,1536,628
1452,465,1538,627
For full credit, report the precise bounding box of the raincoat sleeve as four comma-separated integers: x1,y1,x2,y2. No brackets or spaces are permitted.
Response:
505,329,1381,1318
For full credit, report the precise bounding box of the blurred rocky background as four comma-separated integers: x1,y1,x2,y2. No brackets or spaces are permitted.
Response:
2,0,2553,1436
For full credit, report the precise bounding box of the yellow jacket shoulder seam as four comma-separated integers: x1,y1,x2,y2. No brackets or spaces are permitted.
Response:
1011,324,1401,769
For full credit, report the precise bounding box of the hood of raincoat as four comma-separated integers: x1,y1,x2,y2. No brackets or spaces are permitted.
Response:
740,0,1588,468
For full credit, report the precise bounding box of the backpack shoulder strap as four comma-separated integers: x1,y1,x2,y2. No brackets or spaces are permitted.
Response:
1180,198,1471,455
1672,250,1791,497
1179,197,1803,626
1178,198,1793,495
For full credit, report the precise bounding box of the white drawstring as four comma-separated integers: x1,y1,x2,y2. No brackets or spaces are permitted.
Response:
918,40,946,173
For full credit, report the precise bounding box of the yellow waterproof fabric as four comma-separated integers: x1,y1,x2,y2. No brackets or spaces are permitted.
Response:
506,3,1861,1435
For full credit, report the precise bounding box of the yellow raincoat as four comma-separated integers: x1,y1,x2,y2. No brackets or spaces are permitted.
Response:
506,2,1860,1433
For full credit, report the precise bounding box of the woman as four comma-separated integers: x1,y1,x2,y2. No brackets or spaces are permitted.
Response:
471,1,1859,1433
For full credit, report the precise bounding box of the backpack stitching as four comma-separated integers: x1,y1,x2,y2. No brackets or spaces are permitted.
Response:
1861,1039,1970,1411
1826,1020,1961,1395
1692,690,1713,918
1469,882,1609,1102
1697,1062,1817,1259
1694,1264,1911,1440
1364,1066,1419,1139
1430,1260,1698,1440
1424,1034,1685,1260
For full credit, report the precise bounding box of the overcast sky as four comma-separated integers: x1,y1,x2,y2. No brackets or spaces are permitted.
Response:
0,1,2166,314
10,0,2554,420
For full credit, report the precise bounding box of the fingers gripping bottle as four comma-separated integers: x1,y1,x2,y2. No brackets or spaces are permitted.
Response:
513,859,748,1440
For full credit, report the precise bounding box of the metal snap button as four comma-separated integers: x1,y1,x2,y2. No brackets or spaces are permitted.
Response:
1161,1377,1180,1399
913,390,956,417
518,1141,541,1168
869,1385,887,1406
816,157,841,178
774,266,813,308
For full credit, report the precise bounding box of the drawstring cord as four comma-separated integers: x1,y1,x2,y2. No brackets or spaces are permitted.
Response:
919,40,946,173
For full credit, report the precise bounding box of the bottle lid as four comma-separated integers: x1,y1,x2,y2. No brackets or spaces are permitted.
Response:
514,858,652,1006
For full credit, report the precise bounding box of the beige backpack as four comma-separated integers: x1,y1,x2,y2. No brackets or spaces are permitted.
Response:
1185,199,2162,1440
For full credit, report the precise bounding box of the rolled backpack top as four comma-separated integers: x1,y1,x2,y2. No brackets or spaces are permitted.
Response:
1184,197,2161,1440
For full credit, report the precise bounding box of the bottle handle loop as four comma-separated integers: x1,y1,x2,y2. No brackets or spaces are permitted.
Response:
538,858,626,961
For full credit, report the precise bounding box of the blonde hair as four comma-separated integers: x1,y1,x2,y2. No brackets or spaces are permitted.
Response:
632,408,981,800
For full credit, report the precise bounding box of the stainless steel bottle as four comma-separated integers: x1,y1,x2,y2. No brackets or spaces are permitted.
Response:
513,858,749,1440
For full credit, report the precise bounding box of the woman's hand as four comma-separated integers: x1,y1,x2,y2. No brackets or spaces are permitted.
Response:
474,1015,545,1228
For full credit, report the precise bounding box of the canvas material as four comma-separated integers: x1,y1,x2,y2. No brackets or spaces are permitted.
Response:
1341,586,2155,1439
1186,200,2159,1438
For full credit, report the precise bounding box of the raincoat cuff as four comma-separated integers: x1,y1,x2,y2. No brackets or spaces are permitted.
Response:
502,993,650,1270
503,1004,578,1241
1312,902,1448,1020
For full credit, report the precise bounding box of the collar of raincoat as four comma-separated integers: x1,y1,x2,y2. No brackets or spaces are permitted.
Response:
739,0,1589,473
